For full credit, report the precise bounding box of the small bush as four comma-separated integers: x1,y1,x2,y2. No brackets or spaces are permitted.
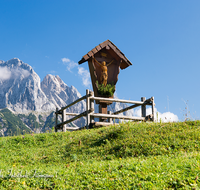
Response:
96,81,115,97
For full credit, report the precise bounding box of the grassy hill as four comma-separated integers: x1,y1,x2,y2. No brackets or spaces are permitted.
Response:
0,121,200,189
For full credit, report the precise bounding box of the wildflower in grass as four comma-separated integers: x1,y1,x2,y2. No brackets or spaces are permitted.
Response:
22,181,25,185
13,164,16,167
119,158,121,160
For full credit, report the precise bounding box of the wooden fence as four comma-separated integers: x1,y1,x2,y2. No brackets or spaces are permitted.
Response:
55,89,155,132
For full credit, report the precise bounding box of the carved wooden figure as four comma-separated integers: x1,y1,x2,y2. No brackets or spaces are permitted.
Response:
93,57,114,87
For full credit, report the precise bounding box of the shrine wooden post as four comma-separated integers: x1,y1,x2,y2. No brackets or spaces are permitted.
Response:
78,40,132,122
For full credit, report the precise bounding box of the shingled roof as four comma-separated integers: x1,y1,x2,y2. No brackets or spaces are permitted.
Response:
78,40,132,69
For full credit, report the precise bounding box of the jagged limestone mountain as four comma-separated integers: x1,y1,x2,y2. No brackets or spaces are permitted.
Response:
0,58,86,136
40,74,86,128
0,58,55,112
41,74,86,113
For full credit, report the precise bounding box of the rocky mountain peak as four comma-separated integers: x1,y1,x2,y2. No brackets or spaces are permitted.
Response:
41,73,82,109
42,74,67,92
0,58,55,113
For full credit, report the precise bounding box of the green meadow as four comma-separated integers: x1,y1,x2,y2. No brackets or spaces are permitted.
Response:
0,121,200,189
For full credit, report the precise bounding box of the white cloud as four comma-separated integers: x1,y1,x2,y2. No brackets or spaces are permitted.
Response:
133,107,179,122
61,57,78,72
0,67,12,80
61,58,70,63
61,57,91,87
78,67,91,87
15,68,30,78
156,111,179,122
0,66,30,81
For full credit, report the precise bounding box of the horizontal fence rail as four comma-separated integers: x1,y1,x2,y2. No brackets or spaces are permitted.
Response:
56,109,94,128
55,95,87,114
55,89,155,132
90,113,146,121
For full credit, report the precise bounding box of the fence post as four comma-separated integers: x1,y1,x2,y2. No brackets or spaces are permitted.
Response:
86,89,90,129
90,91,94,124
141,97,146,119
55,108,58,132
108,111,112,123
151,97,155,122
62,107,66,132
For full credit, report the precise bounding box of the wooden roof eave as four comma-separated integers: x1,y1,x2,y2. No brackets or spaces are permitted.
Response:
78,40,132,68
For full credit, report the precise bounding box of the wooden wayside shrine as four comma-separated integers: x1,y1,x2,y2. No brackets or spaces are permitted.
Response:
79,40,132,120
55,40,155,131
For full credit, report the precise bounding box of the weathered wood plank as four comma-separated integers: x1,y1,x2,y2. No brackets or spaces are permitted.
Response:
65,127,79,131
106,45,110,50
88,59,98,96
91,47,98,54
96,45,101,51
144,97,153,103
152,97,155,122
65,113,80,116
93,122,114,127
113,104,141,115
141,97,146,118
55,108,58,132
86,89,90,129
57,108,94,128
107,111,112,123
87,51,93,57
92,96,144,105
91,113,145,121
55,95,87,113
83,54,89,60
99,40,108,49
108,43,123,59
90,91,95,123
62,108,67,132
108,43,132,66
78,57,86,64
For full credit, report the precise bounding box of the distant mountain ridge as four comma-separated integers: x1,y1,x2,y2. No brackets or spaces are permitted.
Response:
0,58,86,136
0,58,55,112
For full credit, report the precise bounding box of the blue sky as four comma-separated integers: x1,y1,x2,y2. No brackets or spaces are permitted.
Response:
0,0,199,121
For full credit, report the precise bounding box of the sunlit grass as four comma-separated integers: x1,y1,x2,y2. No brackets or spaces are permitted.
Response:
0,120,200,189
